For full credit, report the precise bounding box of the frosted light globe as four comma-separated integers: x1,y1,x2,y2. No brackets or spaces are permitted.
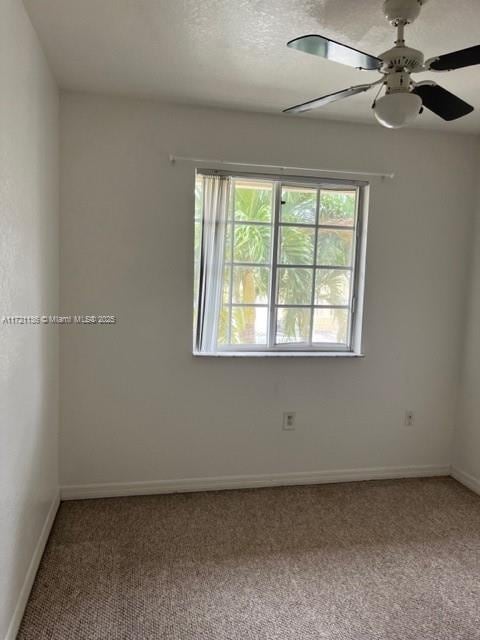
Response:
374,92,422,129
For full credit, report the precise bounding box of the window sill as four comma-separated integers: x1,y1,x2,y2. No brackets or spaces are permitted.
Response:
193,351,365,358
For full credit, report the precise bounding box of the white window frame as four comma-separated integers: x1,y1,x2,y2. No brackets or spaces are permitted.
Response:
194,170,369,357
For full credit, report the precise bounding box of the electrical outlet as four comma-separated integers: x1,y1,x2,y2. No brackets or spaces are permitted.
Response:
404,410,415,427
283,412,296,431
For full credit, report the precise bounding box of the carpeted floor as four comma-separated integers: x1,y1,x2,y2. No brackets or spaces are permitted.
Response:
17,477,480,639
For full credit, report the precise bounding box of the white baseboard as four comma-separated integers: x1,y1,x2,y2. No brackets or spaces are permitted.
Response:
60,465,450,500
450,466,480,496
5,493,60,640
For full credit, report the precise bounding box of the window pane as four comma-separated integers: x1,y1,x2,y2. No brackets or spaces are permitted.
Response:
277,268,313,305
231,306,268,345
281,187,317,224
223,266,231,304
232,267,269,304
276,308,311,344
193,260,200,330
233,224,271,263
315,269,351,306
193,220,202,319
312,308,349,344
319,190,356,226
317,229,354,266
279,226,315,265
234,180,273,222
224,223,232,262
194,219,202,262
194,173,366,356
195,177,204,220
218,307,230,345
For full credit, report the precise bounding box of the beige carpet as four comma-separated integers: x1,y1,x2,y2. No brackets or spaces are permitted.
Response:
17,477,480,639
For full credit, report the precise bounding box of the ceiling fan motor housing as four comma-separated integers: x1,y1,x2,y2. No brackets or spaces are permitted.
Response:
379,45,424,73
383,0,427,25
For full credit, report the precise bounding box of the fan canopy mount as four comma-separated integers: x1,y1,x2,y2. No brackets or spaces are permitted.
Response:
383,0,428,26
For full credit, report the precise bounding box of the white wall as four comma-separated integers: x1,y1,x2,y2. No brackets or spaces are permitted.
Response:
60,92,477,490
0,0,59,637
453,150,480,487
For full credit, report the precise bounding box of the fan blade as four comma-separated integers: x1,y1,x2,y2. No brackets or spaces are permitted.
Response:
412,84,474,121
287,35,381,71
283,84,374,115
427,45,480,71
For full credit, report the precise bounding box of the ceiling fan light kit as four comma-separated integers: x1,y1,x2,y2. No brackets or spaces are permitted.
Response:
284,0,479,129
374,92,422,128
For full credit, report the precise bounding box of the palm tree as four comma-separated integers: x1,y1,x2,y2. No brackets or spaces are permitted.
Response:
230,185,271,343
229,185,353,344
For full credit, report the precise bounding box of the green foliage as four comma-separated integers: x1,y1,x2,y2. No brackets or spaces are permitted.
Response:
233,224,271,264
281,190,316,224
317,230,352,267
279,226,315,264
319,191,355,225
234,185,272,223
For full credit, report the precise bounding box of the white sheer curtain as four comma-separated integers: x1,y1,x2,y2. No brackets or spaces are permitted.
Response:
195,175,231,353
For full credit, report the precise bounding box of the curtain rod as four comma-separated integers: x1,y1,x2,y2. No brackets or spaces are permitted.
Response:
168,154,394,180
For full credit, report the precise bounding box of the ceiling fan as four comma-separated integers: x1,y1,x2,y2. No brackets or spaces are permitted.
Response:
284,0,480,128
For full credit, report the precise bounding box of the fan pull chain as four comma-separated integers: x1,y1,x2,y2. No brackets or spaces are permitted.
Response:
371,82,385,109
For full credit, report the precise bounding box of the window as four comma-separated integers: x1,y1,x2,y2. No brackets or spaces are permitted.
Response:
194,171,368,356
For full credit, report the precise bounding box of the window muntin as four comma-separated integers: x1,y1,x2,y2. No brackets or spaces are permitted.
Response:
194,172,367,355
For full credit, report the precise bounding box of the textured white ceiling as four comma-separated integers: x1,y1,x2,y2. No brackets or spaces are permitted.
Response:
24,0,480,132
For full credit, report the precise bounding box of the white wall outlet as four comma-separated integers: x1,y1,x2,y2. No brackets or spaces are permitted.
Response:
283,412,296,431
404,410,415,427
